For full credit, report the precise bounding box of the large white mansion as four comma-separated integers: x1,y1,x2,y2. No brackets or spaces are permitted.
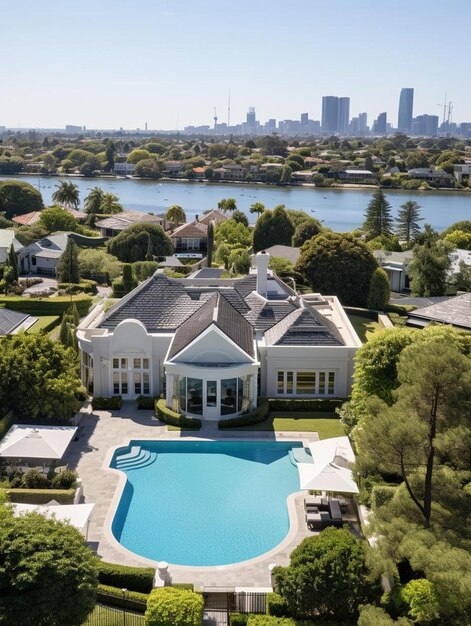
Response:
77,253,361,420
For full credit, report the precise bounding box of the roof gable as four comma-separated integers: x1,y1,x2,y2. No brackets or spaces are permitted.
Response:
264,306,344,347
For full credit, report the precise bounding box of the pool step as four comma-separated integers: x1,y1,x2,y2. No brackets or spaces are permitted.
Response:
115,447,157,471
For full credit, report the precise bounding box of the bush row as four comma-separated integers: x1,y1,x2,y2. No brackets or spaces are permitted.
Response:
97,584,148,613
91,396,122,410
218,398,269,429
3,467,77,490
0,295,92,317
231,616,338,626
266,593,290,617
97,561,155,593
267,398,344,412
155,399,202,430
58,279,98,295
7,488,76,504
136,395,158,410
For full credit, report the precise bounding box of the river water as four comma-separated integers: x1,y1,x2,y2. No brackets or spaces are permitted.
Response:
2,175,470,232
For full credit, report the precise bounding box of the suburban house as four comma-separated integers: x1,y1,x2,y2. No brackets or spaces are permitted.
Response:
0,230,23,264
95,210,167,238
18,233,69,275
213,164,246,180
169,220,208,257
407,168,453,186
407,293,471,331
113,163,135,175
335,169,376,182
198,209,229,226
373,250,413,293
77,252,361,420
454,163,471,183
164,160,185,177
12,208,85,227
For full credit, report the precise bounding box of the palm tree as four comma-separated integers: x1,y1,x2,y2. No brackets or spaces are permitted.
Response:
249,202,265,220
52,180,80,209
99,192,123,214
166,205,186,226
218,198,237,212
83,186,104,214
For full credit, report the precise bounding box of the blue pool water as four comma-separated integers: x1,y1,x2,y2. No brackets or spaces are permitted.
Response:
110,441,301,566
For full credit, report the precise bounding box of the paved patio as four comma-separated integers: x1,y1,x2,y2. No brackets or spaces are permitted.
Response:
64,402,356,590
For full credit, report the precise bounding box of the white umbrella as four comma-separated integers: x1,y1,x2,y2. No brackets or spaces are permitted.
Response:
298,461,359,493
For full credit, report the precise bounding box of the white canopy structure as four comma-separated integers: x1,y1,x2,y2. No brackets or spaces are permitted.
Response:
297,436,359,494
0,425,77,461
12,503,95,538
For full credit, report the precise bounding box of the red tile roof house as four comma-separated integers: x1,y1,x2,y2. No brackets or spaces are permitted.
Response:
12,208,86,226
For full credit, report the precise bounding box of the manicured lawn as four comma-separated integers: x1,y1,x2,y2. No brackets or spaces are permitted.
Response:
236,412,346,438
83,605,144,625
347,312,383,343
26,315,60,334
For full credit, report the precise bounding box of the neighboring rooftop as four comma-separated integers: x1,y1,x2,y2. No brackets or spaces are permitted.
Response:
170,220,208,239
264,245,301,265
407,292,471,330
264,306,344,347
0,230,22,262
198,209,229,225
0,308,37,335
12,208,85,226
0,425,77,460
95,210,165,232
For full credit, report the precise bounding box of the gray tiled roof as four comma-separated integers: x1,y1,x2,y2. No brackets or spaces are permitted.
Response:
407,293,471,330
168,292,254,360
0,309,30,335
264,307,344,347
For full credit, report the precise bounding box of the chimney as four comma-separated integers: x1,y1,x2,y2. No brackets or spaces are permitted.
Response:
195,214,199,221
253,250,270,297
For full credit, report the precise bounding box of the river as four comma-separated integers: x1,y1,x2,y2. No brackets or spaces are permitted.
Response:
2,175,470,232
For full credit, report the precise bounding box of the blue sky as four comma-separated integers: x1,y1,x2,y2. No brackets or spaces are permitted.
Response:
1,0,468,130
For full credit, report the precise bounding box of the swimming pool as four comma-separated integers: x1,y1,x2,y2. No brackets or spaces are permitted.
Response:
110,440,302,566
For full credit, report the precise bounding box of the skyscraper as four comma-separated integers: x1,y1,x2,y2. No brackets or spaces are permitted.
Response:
358,113,368,133
338,97,350,134
372,112,387,135
398,88,414,133
322,96,339,133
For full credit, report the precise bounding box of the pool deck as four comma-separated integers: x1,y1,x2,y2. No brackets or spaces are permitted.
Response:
64,402,358,590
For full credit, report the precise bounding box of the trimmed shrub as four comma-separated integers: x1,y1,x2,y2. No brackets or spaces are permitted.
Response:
98,584,148,613
231,616,249,626
137,395,158,410
267,398,344,412
266,593,290,617
97,561,154,593
145,587,204,626
21,469,49,489
92,396,122,410
155,399,201,430
218,398,269,429
58,279,98,295
7,488,75,504
171,584,195,591
133,261,159,281
0,295,92,317
370,485,397,511
51,469,77,490
247,616,296,626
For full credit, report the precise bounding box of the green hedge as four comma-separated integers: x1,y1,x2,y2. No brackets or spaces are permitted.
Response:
155,399,202,430
218,398,269,429
97,584,148,612
137,395,158,410
267,398,344,412
247,617,296,626
7,488,75,504
0,295,92,317
266,593,290,618
231,616,249,625
26,315,60,334
92,396,122,410
171,583,195,591
97,561,155,593
58,279,98,295
145,588,203,626
370,485,397,511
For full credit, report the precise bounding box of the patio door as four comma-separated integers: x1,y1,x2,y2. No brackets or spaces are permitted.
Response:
205,380,219,420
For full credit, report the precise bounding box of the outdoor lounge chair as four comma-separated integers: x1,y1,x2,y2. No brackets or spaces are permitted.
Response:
328,500,342,525
306,511,331,530
304,496,328,511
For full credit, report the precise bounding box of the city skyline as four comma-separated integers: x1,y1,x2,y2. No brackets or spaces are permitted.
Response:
1,0,470,129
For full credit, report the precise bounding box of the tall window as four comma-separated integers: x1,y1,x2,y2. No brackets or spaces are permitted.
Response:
276,370,336,396
112,355,151,396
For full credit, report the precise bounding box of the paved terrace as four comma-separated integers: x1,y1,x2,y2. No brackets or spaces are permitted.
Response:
64,402,359,590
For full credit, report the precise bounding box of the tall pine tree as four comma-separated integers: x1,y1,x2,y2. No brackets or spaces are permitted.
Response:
8,243,19,281
56,238,80,284
396,200,423,247
363,188,394,240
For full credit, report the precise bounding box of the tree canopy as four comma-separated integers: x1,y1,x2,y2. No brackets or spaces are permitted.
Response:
0,180,43,218
363,188,394,239
52,180,80,208
0,504,98,626
296,231,377,306
395,200,423,246
292,218,323,247
56,237,80,283
253,205,295,251
214,219,252,248
166,205,186,225
83,186,104,214
408,240,452,296
107,223,173,262
144,587,203,626
39,206,78,232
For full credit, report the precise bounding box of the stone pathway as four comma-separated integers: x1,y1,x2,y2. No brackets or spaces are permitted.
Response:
64,402,348,590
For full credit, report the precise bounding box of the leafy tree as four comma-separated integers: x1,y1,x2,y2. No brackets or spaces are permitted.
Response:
354,339,471,528
441,220,471,236
296,232,377,306
231,209,249,227
285,208,314,229
363,188,394,239
249,202,265,219
366,234,402,252
292,219,323,247
127,149,152,164
280,164,292,183
166,205,186,225
368,268,390,309
105,139,116,171
8,243,18,281
0,180,43,218
83,186,104,214
253,205,295,252
395,201,423,246
78,248,121,282
215,243,230,269
80,155,102,177
229,248,251,274
218,198,237,212
451,260,471,292
207,220,214,267
39,206,78,232
134,158,163,179
108,223,173,263
144,587,203,626
408,240,452,296
0,333,84,420
52,180,80,208
214,219,252,248
0,156,25,174
99,192,123,214
358,605,412,626
0,215,14,229
443,229,471,250
56,238,80,283
401,579,440,623
273,528,379,620
0,506,98,626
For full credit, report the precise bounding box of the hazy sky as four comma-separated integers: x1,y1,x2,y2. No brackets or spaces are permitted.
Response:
1,0,468,130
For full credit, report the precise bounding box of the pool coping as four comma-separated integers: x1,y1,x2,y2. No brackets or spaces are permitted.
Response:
102,434,312,574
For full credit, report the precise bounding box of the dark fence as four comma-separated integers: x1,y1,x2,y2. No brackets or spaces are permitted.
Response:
84,603,145,625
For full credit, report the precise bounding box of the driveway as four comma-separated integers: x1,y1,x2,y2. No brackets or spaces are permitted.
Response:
19,275,58,295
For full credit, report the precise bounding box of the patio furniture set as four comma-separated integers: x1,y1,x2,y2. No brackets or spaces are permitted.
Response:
304,495,348,530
